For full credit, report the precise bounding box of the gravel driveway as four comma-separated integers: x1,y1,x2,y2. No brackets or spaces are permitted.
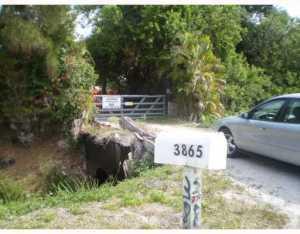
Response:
144,122,300,228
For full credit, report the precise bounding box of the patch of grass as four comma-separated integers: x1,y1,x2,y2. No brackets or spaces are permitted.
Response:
147,191,169,204
102,199,121,211
203,170,233,194
202,196,287,229
120,193,144,207
0,165,288,229
68,205,86,215
0,176,26,204
140,223,158,229
42,166,99,195
14,220,47,229
37,211,56,223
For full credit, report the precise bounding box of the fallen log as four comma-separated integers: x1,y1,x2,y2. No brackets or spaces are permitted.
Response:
119,116,155,162
119,116,156,141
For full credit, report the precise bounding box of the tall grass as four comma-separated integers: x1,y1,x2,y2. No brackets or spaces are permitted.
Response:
0,177,25,204
42,167,98,195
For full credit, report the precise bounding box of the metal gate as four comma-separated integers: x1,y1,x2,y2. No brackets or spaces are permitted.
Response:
94,95,167,120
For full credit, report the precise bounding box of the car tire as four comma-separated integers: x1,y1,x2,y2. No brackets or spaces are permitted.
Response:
219,127,239,158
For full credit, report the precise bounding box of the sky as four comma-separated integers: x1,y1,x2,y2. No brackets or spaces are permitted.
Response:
277,2,300,18
74,2,300,40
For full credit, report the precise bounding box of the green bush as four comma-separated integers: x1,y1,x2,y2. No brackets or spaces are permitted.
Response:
50,46,98,127
0,177,25,204
222,51,272,113
0,6,98,135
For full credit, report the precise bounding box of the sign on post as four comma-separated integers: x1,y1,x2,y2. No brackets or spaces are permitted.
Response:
154,130,227,229
102,95,121,109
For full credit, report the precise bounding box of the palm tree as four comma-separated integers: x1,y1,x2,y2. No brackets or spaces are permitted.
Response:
170,32,225,122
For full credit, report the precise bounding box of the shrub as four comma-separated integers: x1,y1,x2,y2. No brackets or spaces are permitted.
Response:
0,6,98,135
51,45,98,128
222,51,271,113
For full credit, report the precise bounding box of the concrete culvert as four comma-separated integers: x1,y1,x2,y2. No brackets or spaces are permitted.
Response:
95,168,109,184
79,132,132,183
74,117,155,184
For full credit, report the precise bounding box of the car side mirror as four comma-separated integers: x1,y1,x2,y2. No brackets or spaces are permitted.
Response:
240,112,249,119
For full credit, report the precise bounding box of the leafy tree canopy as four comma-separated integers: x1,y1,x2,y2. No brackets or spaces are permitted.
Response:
0,6,97,132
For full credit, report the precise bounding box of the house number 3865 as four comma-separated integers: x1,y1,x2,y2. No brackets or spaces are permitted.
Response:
174,144,203,158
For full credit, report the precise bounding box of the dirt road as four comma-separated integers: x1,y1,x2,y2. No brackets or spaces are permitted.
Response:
145,122,300,228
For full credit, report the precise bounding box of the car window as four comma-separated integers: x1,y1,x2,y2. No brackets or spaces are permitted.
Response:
283,99,300,124
250,99,285,122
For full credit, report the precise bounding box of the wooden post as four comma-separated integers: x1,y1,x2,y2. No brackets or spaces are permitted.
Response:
183,166,202,229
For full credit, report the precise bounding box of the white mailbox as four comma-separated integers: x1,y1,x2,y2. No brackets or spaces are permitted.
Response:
154,130,227,170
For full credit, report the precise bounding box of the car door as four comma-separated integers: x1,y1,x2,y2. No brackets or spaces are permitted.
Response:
263,98,300,166
240,98,287,156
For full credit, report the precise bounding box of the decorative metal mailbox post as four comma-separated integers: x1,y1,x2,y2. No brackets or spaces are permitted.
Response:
154,130,227,229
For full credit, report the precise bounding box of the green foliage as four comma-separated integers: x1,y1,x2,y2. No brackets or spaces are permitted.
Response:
1,5,299,125
85,5,300,117
50,45,98,126
223,52,272,112
0,6,97,132
86,6,245,119
0,177,25,204
170,32,225,121
130,156,156,177
193,6,245,61
239,8,300,96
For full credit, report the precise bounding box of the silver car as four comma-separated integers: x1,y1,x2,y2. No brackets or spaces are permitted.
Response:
214,93,300,166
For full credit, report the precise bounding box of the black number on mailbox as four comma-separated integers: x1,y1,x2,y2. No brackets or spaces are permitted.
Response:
188,145,194,157
182,144,187,156
196,145,203,158
174,144,180,156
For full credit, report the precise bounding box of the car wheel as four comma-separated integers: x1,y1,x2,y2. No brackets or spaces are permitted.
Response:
219,127,239,158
